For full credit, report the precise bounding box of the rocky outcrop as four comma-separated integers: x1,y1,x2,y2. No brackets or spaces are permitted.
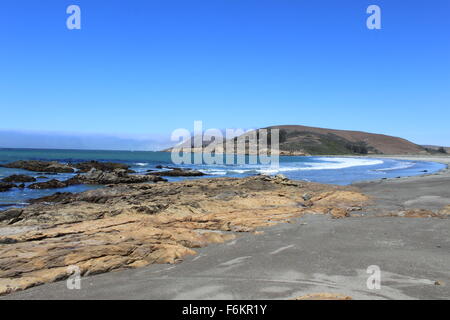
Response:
71,161,131,173
28,192,74,204
147,168,205,177
0,215,234,295
0,161,74,173
0,175,371,295
28,179,68,190
0,183,16,192
0,209,23,224
383,208,450,218
1,175,36,183
75,168,167,184
440,205,450,215
23,169,166,190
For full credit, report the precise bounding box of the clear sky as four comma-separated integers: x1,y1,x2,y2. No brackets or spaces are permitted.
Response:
0,0,449,149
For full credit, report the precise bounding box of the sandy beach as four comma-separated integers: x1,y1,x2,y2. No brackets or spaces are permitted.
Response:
354,155,450,214
0,155,448,299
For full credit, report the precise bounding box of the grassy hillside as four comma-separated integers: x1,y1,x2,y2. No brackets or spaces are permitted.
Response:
268,125,426,155
277,130,378,155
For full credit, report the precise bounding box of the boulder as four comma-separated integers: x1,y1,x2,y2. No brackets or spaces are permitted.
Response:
0,182,16,192
76,168,167,185
147,168,205,177
0,208,23,223
63,176,85,186
0,160,74,173
29,192,74,204
71,161,131,173
22,169,166,189
28,179,68,190
1,174,36,183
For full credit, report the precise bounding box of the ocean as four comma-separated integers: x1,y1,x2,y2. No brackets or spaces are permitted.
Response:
0,148,446,209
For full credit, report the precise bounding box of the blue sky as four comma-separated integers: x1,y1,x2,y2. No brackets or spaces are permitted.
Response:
0,0,449,149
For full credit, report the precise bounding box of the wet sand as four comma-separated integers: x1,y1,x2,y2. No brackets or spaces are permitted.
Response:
354,155,450,213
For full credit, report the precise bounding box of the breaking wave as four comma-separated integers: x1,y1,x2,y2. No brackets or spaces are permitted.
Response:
198,157,385,176
372,161,415,172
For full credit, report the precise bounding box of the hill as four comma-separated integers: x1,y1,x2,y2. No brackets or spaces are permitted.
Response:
166,125,429,155
267,125,427,155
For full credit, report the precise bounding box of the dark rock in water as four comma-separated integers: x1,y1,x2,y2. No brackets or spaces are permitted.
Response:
147,168,205,177
0,208,23,223
2,174,36,183
0,160,74,173
24,168,166,189
28,179,68,189
71,161,130,173
64,177,83,186
17,184,25,189
37,176,48,179
27,176,83,190
0,182,16,192
155,165,164,169
29,192,74,204
75,168,167,185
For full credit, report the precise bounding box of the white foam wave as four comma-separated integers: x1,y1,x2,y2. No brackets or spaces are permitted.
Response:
199,157,385,176
256,167,301,174
229,169,248,174
373,161,415,172
256,158,384,174
134,162,149,166
299,157,384,170
201,170,227,175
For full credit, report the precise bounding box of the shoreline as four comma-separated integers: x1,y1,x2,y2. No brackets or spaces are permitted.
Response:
0,154,446,214
0,154,446,211
352,155,450,216
348,154,450,184
1,154,449,299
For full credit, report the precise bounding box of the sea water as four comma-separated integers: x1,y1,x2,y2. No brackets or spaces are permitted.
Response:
0,148,446,209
